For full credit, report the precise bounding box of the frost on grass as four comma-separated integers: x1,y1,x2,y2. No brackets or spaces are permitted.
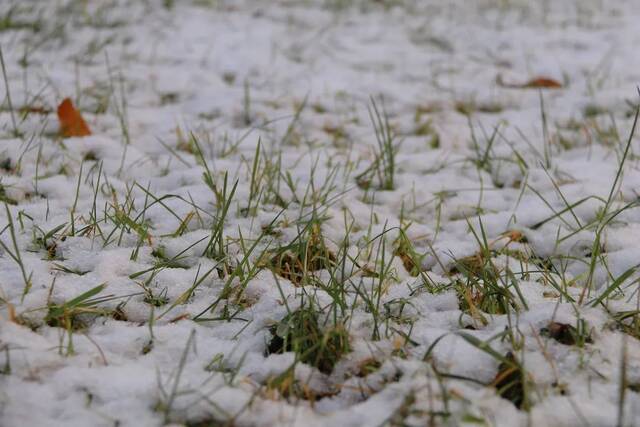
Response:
2,0,640,426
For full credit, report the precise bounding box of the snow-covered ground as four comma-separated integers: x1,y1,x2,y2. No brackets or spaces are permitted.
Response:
2,1,640,426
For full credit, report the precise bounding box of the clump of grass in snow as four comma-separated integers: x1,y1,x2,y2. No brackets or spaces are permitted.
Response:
44,283,121,355
356,96,399,191
265,219,335,286
266,303,350,374
200,168,238,276
45,283,109,330
140,284,169,308
448,218,528,323
30,222,66,259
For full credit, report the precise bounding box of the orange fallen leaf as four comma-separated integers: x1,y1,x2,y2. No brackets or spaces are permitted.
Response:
522,77,563,89
57,97,91,137
497,74,563,89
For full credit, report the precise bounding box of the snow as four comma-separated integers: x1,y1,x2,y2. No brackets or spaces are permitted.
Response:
2,0,640,426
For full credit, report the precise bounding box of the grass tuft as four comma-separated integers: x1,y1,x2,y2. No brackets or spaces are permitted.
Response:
266,305,350,374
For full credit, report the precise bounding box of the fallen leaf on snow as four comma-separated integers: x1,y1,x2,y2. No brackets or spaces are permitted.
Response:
57,98,91,137
497,74,563,89
522,77,563,88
